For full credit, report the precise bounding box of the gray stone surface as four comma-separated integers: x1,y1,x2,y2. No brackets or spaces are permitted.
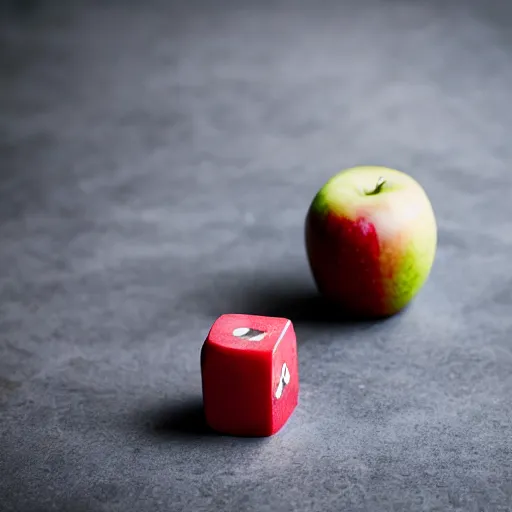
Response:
1,0,512,510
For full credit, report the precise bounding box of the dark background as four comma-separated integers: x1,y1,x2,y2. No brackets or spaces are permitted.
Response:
1,0,512,510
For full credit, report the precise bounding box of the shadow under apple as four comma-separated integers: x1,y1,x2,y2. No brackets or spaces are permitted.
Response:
189,270,397,341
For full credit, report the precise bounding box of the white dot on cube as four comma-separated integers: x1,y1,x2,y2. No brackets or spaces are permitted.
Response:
275,362,290,399
232,327,266,342
233,327,250,337
283,364,291,385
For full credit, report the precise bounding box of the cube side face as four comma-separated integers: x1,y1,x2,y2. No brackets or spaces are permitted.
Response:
270,321,299,434
201,341,273,437
207,314,290,353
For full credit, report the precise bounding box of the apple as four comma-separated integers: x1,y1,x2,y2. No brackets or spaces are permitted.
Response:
305,166,437,318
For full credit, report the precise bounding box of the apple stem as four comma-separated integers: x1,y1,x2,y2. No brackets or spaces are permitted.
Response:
365,176,387,195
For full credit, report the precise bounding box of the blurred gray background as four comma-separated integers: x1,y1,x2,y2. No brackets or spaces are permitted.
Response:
1,0,512,511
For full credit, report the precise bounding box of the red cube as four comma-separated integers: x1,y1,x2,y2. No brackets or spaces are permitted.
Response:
200,314,299,437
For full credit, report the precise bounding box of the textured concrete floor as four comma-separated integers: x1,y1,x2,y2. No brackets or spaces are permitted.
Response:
1,0,512,510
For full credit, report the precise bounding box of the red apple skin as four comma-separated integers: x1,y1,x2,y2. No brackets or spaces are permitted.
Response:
306,212,385,317
305,166,437,318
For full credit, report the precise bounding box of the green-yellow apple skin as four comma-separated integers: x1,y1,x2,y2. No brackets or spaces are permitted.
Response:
305,166,437,318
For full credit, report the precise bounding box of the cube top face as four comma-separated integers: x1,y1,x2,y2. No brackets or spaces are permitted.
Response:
207,314,291,354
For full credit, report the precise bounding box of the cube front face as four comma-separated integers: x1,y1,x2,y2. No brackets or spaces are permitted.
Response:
201,343,271,436
201,314,299,437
